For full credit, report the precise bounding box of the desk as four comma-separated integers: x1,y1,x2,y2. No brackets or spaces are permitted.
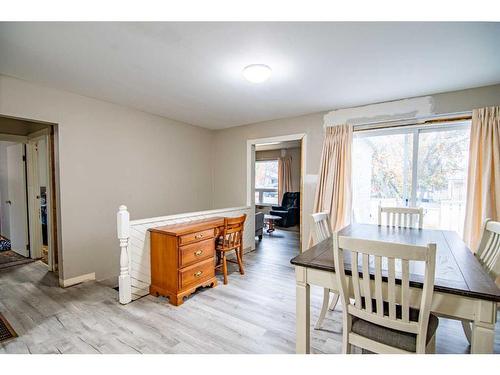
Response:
291,223,500,353
149,217,224,305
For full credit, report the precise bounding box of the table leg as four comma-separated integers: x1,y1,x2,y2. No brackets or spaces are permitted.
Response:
471,322,495,353
296,266,310,354
266,219,275,234
470,300,496,354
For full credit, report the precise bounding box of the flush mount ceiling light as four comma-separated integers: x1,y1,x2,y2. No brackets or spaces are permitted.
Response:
242,64,272,83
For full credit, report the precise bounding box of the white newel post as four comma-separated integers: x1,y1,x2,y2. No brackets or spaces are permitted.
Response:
117,205,132,304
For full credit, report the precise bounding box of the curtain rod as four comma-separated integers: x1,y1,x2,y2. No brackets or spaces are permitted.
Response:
351,111,472,132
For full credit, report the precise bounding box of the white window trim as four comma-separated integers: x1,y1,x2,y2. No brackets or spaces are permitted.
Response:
255,159,279,205
353,120,471,208
255,187,279,205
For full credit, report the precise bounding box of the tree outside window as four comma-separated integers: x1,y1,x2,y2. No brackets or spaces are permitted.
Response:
255,160,278,204
352,123,470,235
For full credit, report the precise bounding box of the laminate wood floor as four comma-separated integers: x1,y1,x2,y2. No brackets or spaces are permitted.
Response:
0,230,498,354
0,250,34,270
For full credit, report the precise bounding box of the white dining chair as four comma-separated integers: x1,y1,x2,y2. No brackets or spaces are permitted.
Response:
311,212,340,330
461,219,500,344
378,206,424,229
333,232,439,354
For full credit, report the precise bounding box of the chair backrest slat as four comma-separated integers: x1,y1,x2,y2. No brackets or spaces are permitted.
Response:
333,232,437,353
221,214,246,250
401,259,410,322
374,255,383,316
378,206,424,229
362,253,372,313
476,219,500,280
483,233,497,266
311,212,332,245
387,257,396,319
351,251,362,308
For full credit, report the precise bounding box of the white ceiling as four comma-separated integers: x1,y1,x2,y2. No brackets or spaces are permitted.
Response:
1,22,499,129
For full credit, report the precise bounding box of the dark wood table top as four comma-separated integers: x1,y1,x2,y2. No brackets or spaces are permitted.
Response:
291,223,500,302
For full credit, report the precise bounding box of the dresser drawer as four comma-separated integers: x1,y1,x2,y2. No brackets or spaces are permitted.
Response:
179,238,214,268
179,228,214,246
179,257,215,290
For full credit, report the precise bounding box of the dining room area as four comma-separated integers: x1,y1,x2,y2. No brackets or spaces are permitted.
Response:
292,106,500,354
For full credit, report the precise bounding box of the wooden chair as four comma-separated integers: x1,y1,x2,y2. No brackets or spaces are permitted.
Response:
311,212,340,330
333,232,438,354
216,214,246,285
461,219,500,344
378,206,424,229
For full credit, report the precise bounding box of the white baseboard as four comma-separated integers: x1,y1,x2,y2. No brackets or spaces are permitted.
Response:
243,246,254,254
59,272,96,287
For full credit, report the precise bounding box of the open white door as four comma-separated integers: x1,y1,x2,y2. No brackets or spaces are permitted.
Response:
27,131,52,266
6,143,29,257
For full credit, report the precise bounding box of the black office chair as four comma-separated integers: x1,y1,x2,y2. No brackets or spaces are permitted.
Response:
270,192,300,227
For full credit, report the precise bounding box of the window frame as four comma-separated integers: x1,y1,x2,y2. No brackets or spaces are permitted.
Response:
254,158,279,205
353,120,470,208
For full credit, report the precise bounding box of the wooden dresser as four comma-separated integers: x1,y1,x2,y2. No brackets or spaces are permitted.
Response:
149,217,223,306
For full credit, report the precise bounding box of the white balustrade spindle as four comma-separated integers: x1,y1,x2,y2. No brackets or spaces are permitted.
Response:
117,205,132,304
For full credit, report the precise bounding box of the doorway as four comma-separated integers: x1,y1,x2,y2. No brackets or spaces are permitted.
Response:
0,140,32,269
0,116,58,272
247,133,306,256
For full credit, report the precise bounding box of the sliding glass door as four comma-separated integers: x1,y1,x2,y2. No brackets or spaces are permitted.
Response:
352,121,470,234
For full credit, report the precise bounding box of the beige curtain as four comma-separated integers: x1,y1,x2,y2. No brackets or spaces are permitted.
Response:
312,124,353,233
278,156,292,204
463,106,500,251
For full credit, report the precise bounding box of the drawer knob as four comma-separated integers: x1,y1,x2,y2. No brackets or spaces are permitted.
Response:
194,250,204,257
195,234,204,239
194,271,203,278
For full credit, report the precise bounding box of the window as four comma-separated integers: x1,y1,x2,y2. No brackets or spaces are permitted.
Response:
255,159,279,205
352,121,470,234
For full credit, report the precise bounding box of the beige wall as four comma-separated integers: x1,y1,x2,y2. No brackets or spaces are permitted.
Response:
0,75,215,282
213,84,500,251
213,112,326,250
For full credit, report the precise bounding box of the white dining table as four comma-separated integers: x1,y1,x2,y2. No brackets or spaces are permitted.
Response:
290,223,500,354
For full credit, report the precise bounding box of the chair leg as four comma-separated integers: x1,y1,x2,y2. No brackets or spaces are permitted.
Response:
329,293,340,311
222,254,228,285
342,315,352,354
235,248,245,275
216,250,221,266
426,334,436,354
315,288,331,330
461,320,472,345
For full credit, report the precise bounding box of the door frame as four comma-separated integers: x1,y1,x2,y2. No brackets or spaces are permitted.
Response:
246,133,307,252
26,129,55,270
0,113,61,277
